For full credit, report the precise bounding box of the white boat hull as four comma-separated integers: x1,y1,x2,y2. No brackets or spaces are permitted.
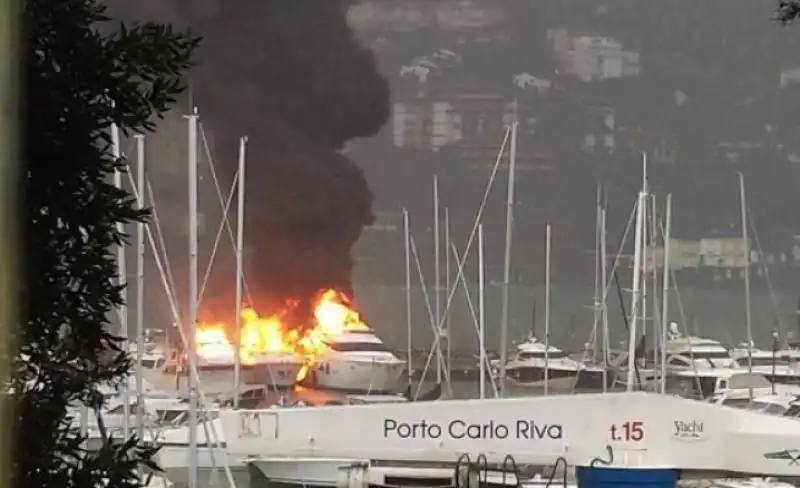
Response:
141,359,303,398
502,364,614,394
251,360,304,389
303,358,406,394
504,375,579,395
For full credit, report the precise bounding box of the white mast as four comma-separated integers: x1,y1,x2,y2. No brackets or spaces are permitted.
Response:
592,189,601,362
641,153,648,358
659,194,672,394
444,206,452,394
544,222,552,396
650,196,660,373
134,134,146,438
403,209,412,386
600,206,609,393
111,122,130,439
187,109,199,488
498,120,518,397
478,223,486,399
626,191,646,391
738,172,753,400
233,136,247,408
433,175,442,384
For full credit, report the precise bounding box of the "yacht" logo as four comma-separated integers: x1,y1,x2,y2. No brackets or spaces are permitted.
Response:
673,420,704,442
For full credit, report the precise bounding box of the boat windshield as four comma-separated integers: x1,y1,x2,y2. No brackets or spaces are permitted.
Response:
736,357,793,367
329,342,392,353
159,409,219,427
663,375,716,398
783,404,800,418
761,403,789,416
517,351,569,361
157,409,187,426
720,398,783,413
679,351,731,360
141,358,165,369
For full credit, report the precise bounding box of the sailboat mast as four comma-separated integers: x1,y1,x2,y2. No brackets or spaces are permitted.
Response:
444,206,452,394
187,109,200,488
498,120,518,398
134,134,146,438
592,188,601,362
233,136,247,408
544,222,552,396
600,206,609,393
738,171,753,400
659,194,672,394
111,122,130,439
641,154,648,356
433,175,442,384
478,223,486,399
649,195,660,378
403,209,412,386
626,192,646,391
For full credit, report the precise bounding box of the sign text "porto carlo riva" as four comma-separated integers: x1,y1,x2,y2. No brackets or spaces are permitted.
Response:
383,419,563,440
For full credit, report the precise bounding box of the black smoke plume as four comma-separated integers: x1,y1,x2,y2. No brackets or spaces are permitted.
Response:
111,1,390,323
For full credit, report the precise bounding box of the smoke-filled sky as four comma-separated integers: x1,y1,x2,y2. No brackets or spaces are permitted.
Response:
109,0,390,325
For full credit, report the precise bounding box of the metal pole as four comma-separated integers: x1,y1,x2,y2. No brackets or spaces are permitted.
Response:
738,172,753,401
433,175,442,384
134,134,145,438
641,155,648,360
187,109,199,488
478,223,486,399
403,209,412,386
444,207,452,394
600,207,609,393
111,122,130,439
772,332,778,395
544,223,552,396
499,121,518,397
659,195,672,394
592,194,601,363
650,195,659,371
233,136,247,408
626,193,646,392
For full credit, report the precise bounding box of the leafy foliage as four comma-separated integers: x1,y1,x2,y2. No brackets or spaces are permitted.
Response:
15,0,198,487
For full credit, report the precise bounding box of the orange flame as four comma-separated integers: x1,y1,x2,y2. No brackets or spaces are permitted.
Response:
195,289,370,378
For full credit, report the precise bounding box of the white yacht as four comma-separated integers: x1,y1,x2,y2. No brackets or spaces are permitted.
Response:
299,329,406,394
139,345,303,399
663,323,736,370
664,368,782,399
501,337,609,393
731,343,800,385
710,390,797,416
